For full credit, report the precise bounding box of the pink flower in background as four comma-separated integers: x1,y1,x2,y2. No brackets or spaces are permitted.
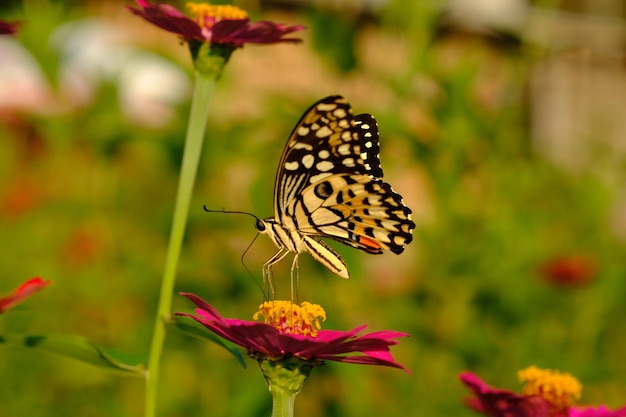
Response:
175,292,409,372
127,1,304,47
460,371,551,417
0,20,19,35
0,277,51,313
460,367,626,417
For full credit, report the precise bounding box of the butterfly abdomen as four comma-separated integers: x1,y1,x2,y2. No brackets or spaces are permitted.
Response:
257,217,350,279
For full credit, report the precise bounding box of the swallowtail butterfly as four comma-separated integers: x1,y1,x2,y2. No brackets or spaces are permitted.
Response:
256,96,414,280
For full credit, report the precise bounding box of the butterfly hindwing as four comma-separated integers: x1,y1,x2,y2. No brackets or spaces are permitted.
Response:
291,173,413,254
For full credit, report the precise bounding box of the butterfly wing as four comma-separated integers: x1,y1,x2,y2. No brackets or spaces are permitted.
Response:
294,173,414,254
273,96,383,220
274,95,414,255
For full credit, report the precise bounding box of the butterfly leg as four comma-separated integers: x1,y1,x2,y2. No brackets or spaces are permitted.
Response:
290,254,300,303
263,247,290,298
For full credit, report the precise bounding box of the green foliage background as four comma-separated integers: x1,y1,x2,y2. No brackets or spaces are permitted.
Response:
1,0,625,416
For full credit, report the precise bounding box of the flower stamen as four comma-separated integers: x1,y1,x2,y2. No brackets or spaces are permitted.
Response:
186,2,248,29
518,366,582,414
254,301,326,337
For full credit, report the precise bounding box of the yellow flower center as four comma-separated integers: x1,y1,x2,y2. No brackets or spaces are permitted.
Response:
518,366,582,414
254,301,326,337
186,2,248,28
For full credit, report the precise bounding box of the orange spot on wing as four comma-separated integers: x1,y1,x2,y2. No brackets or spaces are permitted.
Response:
359,236,381,250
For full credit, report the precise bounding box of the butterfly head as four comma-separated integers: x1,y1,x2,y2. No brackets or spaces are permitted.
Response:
255,218,268,233
255,218,280,239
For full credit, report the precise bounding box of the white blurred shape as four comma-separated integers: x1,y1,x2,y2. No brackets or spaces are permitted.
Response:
0,37,52,112
51,19,190,127
443,0,530,34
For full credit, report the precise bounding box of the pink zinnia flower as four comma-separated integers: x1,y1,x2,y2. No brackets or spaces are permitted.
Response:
460,367,626,417
175,292,409,372
0,277,51,313
461,371,552,417
127,1,304,47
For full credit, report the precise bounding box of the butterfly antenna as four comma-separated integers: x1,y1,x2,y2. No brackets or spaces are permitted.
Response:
203,205,260,221
203,205,267,296
240,233,266,295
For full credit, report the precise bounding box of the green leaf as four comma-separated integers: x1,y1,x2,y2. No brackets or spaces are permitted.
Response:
169,315,246,368
0,334,146,376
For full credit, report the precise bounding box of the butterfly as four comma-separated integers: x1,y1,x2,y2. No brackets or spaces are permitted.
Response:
255,95,415,281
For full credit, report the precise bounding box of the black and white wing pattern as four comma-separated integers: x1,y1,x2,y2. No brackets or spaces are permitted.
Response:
257,95,414,279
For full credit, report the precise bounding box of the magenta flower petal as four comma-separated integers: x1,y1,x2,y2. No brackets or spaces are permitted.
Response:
176,292,410,372
0,277,52,313
127,3,204,40
460,372,551,417
569,406,626,417
212,19,305,46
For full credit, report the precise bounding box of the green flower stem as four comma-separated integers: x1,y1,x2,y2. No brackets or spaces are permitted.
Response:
259,357,317,417
144,72,217,417
272,390,297,417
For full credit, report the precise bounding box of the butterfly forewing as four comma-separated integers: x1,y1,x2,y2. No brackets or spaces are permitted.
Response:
274,96,384,218
265,95,414,279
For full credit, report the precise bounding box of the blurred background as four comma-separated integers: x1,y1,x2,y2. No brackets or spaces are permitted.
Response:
1,0,625,416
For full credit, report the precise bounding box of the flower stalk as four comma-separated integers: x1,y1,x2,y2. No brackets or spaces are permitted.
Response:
259,356,316,417
272,390,296,417
145,72,217,417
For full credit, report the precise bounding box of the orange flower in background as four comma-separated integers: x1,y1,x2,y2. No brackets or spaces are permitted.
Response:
62,227,102,268
0,277,51,313
1,178,41,217
539,254,597,287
